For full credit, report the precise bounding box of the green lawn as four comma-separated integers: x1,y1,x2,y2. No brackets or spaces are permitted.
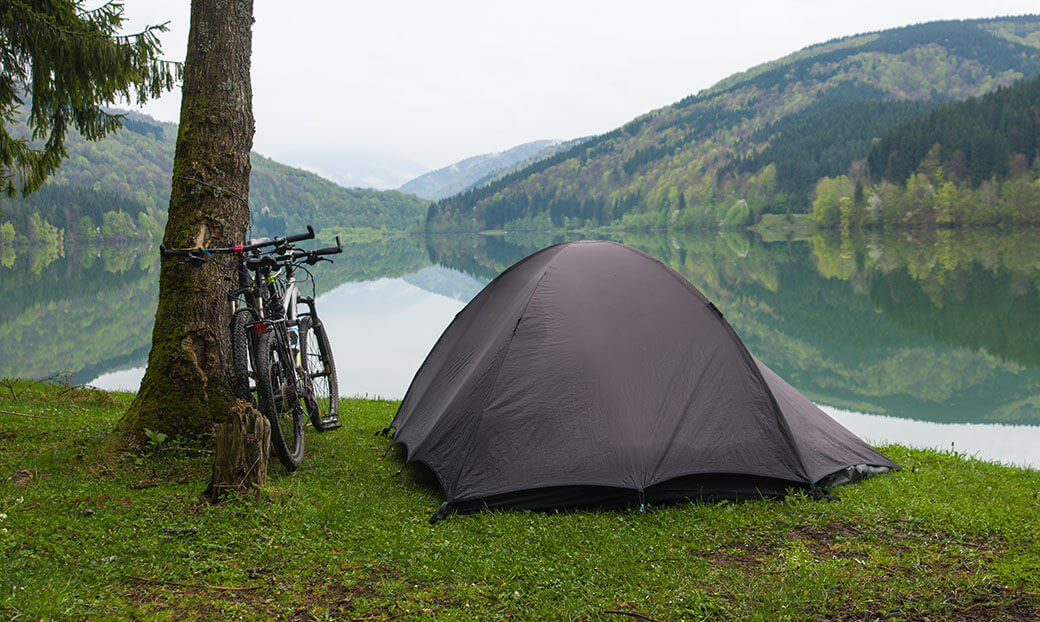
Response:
1,379,1038,620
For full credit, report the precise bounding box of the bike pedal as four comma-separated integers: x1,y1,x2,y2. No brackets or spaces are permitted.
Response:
316,419,341,432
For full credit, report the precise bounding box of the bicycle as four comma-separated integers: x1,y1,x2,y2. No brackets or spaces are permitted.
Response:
160,225,343,470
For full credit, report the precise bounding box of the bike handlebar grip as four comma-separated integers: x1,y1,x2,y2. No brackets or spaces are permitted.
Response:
159,245,193,257
284,225,315,244
314,237,343,256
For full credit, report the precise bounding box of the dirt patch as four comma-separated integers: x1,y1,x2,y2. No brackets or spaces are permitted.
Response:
291,564,400,621
122,576,276,619
788,523,870,560
786,520,1000,568
9,468,37,487
950,585,1040,622
831,584,1040,621
690,539,779,570
289,565,469,621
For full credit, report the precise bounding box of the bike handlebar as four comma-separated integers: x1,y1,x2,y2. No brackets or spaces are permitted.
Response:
312,235,343,257
283,225,316,245
289,235,343,263
159,225,316,258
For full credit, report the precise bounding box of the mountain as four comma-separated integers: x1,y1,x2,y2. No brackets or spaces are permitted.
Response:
463,137,592,196
400,140,561,200
1,109,429,239
428,16,1040,232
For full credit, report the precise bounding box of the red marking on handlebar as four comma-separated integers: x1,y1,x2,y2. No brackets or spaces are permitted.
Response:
233,244,243,252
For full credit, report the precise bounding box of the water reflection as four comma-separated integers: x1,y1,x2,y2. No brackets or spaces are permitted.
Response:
825,407,1040,470
2,227,1038,464
427,229,1040,426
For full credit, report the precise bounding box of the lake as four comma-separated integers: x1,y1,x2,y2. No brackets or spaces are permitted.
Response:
3,228,1039,469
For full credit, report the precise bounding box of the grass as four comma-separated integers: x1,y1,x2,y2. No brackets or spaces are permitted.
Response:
0,379,1038,621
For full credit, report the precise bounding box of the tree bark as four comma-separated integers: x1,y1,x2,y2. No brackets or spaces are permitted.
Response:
119,0,255,442
203,399,270,502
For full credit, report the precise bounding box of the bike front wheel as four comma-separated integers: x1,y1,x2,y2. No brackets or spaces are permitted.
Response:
300,313,339,430
254,329,304,470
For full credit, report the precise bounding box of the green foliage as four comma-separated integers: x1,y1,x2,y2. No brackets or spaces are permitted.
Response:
722,200,752,227
142,428,168,455
1,381,1038,619
0,0,180,196
0,183,153,243
812,177,854,229
825,167,1040,230
813,76,1040,232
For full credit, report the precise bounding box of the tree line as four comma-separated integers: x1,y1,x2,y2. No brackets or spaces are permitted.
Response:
813,72,1040,230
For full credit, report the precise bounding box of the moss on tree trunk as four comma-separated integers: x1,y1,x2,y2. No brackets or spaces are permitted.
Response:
119,0,255,442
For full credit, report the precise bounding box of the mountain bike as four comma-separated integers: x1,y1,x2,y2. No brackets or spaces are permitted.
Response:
160,225,343,470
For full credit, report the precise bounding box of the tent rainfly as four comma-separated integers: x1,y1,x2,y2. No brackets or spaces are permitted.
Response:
387,240,897,522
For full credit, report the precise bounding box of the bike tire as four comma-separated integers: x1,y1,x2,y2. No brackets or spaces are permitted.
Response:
230,308,260,402
300,313,339,429
254,329,304,470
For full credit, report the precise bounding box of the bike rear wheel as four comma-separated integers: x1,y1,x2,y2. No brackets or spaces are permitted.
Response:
300,313,339,430
254,329,304,470
230,308,261,402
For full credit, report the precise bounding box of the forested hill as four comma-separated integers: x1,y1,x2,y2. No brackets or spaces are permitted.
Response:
428,16,1040,231
803,71,1040,230
868,72,1040,184
3,109,428,238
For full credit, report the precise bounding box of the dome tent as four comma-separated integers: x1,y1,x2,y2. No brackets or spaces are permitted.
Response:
388,240,897,522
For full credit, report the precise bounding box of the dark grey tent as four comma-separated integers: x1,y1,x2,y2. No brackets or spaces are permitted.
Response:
388,240,897,522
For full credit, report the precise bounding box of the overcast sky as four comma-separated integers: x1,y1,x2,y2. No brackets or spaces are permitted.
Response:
122,1,1039,188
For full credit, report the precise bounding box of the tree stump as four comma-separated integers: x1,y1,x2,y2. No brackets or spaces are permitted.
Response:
204,399,270,503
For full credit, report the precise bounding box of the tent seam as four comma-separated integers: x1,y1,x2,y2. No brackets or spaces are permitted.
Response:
612,241,814,484
447,244,572,499
391,242,573,441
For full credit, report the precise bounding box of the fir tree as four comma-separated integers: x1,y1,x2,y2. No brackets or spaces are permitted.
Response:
0,0,180,196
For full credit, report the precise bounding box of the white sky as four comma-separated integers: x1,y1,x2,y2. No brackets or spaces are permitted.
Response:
122,1,1040,188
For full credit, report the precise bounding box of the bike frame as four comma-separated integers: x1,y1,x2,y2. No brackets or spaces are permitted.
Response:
160,225,343,466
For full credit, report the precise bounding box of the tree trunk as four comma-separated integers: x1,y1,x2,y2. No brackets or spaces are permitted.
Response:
204,399,270,502
119,0,255,443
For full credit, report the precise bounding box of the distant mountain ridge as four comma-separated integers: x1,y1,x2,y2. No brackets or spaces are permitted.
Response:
428,16,1040,231
400,140,560,200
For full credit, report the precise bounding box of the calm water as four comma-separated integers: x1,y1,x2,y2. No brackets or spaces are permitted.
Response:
3,229,1039,468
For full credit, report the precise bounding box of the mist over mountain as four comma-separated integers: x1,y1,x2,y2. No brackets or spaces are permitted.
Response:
270,146,431,190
